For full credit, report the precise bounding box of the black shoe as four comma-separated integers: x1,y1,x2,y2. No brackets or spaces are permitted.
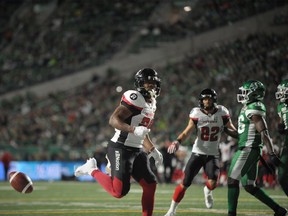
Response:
274,207,287,216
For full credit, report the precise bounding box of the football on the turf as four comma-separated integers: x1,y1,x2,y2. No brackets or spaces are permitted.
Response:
9,171,33,194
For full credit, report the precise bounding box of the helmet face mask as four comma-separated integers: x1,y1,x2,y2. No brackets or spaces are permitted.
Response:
134,68,161,99
199,88,217,109
275,79,288,103
237,80,265,104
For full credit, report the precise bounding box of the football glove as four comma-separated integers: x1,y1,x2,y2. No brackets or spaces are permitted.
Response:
133,126,150,138
148,148,163,167
269,152,282,167
167,140,180,154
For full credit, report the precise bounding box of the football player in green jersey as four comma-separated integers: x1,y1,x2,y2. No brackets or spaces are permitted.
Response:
227,80,287,216
275,79,288,196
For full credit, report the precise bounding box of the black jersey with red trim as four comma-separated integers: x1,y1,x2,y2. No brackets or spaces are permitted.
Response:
111,90,156,148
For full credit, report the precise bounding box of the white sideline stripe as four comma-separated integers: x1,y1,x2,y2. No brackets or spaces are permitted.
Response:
22,182,33,193
9,172,19,183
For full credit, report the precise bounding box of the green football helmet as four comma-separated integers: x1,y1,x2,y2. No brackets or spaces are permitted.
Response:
275,79,288,103
237,80,266,104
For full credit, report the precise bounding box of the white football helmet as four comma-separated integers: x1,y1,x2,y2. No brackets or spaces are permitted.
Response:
275,79,288,103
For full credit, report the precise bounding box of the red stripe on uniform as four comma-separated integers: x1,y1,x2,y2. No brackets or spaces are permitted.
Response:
222,114,230,119
122,95,143,111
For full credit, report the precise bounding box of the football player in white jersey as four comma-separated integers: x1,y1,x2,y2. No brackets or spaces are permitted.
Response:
164,89,238,216
227,80,287,216
74,68,163,216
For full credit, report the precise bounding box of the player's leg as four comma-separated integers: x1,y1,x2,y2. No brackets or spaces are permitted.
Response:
91,143,133,198
242,169,287,215
278,147,288,196
227,149,244,216
228,148,287,216
228,148,286,216
164,153,204,215
240,148,287,216
203,155,220,209
105,154,111,175
132,151,157,216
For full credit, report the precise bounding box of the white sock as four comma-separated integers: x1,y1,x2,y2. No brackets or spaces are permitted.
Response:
204,185,212,193
168,200,178,213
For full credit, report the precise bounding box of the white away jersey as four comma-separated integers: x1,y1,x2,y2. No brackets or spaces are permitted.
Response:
190,105,230,155
111,90,156,148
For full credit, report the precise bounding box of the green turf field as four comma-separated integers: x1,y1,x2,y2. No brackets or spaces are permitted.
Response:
0,181,286,216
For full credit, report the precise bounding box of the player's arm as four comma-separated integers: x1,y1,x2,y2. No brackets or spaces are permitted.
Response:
224,119,238,139
143,134,155,152
176,118,195,143
109,104,134,133
277,116,288,135
143,134,163,167
251,114,274,154
251,114,282,166
167,118,195,154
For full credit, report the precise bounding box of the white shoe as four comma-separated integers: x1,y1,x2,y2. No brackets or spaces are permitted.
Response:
105,155,111,175
74,158,97,177
164,212,176,216
204,186,214,209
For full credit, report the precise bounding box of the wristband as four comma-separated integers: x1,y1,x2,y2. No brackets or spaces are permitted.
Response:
176,139,182,144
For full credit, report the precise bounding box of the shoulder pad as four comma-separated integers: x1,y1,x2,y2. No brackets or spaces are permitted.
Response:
121,90,145,108
246,102,266,118
217,105,230,116
189,107,201,118
247,101,266,112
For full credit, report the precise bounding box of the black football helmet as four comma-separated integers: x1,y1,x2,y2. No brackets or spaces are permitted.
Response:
199,88,217,109
134,68,161,98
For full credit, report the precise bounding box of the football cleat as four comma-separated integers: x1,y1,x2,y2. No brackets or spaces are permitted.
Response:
74,158,98,177
204,186,214,209
274,207,287,216
164,211,176,216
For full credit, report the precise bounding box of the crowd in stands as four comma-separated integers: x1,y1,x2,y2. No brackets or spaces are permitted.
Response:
130,0,287,51
1,0,287,94
0,32,287,163
0,1,288,185
0,0,161,94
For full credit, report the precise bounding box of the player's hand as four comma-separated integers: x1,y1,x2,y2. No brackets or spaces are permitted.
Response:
133,126,150,138
278,123,288,135
269,152,281,167
167,140,180,154
148,148,163,167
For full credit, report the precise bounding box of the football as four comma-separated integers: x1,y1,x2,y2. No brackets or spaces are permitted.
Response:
9,171,33,194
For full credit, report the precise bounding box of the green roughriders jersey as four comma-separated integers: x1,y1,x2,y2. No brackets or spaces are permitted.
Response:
238,101,266,148
277,102,288,146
